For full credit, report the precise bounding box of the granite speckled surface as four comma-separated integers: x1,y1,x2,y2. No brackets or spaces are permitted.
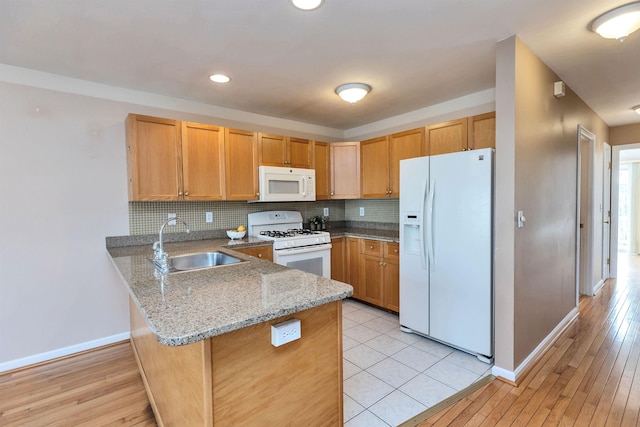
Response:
327,228,399,242
108,238,353,346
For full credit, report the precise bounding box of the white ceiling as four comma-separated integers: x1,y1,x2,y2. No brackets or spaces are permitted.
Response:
1,0,639,131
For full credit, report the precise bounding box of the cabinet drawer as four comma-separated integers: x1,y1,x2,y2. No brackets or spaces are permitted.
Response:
234,245,273,261
361,239,383,256
384,242,399,259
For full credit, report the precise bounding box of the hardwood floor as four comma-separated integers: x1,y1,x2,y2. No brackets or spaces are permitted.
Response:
1,254,638,426
0,341,155,426
416,254,640,426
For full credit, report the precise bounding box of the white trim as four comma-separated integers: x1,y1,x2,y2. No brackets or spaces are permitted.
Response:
491,307,579,383
0,332,130,373
593,278,606,295
0,63,344,139
0,63,496,141
345,88,496,140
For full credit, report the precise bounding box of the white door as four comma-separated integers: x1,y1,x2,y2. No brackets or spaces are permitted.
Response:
602,143,611,281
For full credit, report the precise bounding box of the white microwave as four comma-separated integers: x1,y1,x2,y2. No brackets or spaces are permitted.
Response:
257,166,316,202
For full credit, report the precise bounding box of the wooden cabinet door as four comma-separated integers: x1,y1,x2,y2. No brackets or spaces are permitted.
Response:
225,128,258,200
314,141,331,200
469,112,495,150
288,137,312,168
360,136,390,198
331,237,346,282
257,133,287,166
346,238,362,299
383,242,400,312
361,254,384,306
234,245,272,261
181,122,225,201
126,114,182,201
331,142,360,199
426,118,468,156
389,128,424,197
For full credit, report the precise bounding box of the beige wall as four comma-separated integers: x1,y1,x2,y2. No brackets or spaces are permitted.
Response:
611,123,640,146
495,37,609,371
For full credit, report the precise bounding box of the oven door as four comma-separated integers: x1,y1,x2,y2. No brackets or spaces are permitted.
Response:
273,244,331,278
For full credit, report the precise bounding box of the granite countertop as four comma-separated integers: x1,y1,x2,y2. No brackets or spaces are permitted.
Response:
327,228,399,242
108,238,352,347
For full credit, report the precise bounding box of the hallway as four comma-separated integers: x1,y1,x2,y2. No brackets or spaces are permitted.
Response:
414,253,640,426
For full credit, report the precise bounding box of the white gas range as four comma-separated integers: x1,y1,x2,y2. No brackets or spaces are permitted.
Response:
247,211,332,278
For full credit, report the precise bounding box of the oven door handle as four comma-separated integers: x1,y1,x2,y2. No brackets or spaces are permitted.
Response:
275,244,332,255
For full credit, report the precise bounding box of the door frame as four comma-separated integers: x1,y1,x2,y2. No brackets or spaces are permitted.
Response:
611,142,640,278
577,125,596,300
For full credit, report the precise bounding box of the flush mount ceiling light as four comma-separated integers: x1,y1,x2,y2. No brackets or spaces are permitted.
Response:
209,74,231,83
291,0,323,10
589,1,640,41
633,105,640,114
335,83,371,103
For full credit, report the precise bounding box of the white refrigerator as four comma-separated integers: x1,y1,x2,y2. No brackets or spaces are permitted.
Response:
399,148,493,362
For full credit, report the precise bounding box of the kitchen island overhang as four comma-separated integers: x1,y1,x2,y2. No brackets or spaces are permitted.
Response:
107,238,352,426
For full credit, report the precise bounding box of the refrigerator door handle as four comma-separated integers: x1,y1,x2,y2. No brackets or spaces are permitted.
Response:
428,180,436,270
419,179,428,269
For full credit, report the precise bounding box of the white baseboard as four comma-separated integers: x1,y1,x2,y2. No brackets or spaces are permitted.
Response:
593,279,605,295
0,332,130,373
491,307,579,383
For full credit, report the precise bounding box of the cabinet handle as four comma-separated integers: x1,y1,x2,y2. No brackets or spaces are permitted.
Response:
256,193,260,196
330,192,334,196
178,191,183,196
379,261,383,266
257,253,262,258
184,191,189,196
394,249,398,253
370,245,374,249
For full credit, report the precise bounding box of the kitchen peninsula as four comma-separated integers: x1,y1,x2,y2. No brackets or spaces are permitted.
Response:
108,238,352,426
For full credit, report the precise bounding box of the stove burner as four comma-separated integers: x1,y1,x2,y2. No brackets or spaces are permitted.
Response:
259,229,319,238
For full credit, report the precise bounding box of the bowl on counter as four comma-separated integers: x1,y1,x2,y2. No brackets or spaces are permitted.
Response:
226,230,246,240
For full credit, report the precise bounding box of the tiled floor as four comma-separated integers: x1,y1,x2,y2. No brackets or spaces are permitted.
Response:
342,298,493,426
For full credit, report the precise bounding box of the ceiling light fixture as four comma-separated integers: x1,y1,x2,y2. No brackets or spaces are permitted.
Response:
633,105,640,114
589,1,640,41
335,83,371,104
291,0,323,11
209,74,231,83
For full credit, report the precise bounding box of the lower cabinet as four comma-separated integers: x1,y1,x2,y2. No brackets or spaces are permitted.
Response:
330,237,346,282
233,245,273,261
338,236,399,312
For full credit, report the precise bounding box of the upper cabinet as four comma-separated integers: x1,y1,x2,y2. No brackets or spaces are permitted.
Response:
126,114,225,201
468,112,496,150
360,136,390,199
331,142,360,199
360,128,424,198
181,121,226,201
426,113,495,155
426,118,468,156
314,141,331,200
257,133,312,168
225,128,259,201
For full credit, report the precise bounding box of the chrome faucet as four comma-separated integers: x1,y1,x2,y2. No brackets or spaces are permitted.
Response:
153,216,190,273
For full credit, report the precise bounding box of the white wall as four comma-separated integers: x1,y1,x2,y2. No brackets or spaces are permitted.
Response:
0,82,132,369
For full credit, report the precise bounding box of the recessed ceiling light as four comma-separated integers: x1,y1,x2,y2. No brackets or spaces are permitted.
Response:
291,0,323,11
633,105,640,114
209,74,231,83
335,83,371,103
590,1,640,41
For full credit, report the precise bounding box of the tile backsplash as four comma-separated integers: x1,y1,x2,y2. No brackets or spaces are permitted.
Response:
128,199,399,235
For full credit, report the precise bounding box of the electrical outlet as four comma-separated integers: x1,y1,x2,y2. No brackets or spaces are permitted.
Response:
205,212,213,223
323,207,329,217
271,319,301,347
359,207,365,216
168,213,176,225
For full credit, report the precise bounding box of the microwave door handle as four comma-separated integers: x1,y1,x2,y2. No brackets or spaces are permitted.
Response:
302,176,306,196
276,244,332,255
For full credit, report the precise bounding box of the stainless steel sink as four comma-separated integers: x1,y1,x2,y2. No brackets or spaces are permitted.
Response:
151,251,246,274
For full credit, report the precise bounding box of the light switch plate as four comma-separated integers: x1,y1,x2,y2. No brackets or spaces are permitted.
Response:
205,212,213,223
168,213,176,226
359,207,365,216
323,207,329,217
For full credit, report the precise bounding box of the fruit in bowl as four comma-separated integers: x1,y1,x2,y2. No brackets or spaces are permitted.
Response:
227,226,246,240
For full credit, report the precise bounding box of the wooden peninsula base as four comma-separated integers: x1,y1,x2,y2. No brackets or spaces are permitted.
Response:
130,298,344,426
